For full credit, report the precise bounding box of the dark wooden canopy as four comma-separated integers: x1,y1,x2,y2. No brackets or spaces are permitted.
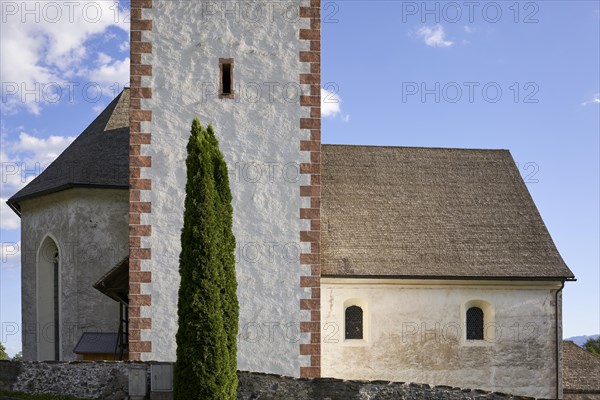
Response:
93,256,129,304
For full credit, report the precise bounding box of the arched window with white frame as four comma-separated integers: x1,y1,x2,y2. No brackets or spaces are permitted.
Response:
463,300,494,344
37,235,61,360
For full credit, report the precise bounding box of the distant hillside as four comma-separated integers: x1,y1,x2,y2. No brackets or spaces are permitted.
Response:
565,334,600,347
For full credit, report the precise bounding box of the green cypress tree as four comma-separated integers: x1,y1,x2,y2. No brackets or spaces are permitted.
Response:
206,124,239,397
174,118,238,399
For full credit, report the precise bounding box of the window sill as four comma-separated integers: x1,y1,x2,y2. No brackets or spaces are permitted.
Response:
342,338,370,347
462,339,495,347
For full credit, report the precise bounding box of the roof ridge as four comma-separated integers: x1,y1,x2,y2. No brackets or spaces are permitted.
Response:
322,143,511,152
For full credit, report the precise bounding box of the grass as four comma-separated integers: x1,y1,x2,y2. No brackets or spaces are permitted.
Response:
0,392,83,400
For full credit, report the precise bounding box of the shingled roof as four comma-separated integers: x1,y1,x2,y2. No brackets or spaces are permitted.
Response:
93,256,129,305
6,93,573,280
321,144,574,280
563,341,600,395
73,332,123,355
6,89,130,213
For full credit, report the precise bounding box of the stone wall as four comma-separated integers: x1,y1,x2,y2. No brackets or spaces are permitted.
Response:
1,361,134,400
0,360,547,399
236,372,541,399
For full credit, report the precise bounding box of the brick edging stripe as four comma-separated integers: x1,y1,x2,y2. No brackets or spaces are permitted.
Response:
298,0,321,379
129,0,153,360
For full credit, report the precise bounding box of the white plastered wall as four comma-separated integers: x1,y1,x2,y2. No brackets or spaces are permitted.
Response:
321,278,561,399
19,188,128,360
141,1,311,376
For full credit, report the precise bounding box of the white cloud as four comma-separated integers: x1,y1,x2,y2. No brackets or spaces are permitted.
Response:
1,202,20,230
0,240,21,270
86,54,130,88
580,94,600,106
321,88,341,117
119,40,130,52
463,26,474,34
0,1,129,114
0,131,76,208
1,130,76,233
416,24,454,47
12,132,76,164
321,87,349,122
97,52,113,65
92,104,106,115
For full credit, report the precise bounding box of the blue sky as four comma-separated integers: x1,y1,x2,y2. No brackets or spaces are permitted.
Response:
1,1,598,357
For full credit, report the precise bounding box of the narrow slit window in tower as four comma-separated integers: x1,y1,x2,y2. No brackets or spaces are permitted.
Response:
219,58,234,99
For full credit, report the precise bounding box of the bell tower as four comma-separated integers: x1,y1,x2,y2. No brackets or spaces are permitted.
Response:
129,0,321,377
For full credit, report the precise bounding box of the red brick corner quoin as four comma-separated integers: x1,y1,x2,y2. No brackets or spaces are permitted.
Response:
298,0,322,379
129,0,153,361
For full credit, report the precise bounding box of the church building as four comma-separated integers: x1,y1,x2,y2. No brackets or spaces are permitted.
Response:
6,1,574,399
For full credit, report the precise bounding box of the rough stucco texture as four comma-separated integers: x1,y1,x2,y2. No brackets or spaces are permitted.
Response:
141,0,311,376
321,281,559,399
19,189,129,361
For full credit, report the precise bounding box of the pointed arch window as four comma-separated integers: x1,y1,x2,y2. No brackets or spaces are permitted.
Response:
466,306,484,340
37,236,61,360
345,305,363,340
